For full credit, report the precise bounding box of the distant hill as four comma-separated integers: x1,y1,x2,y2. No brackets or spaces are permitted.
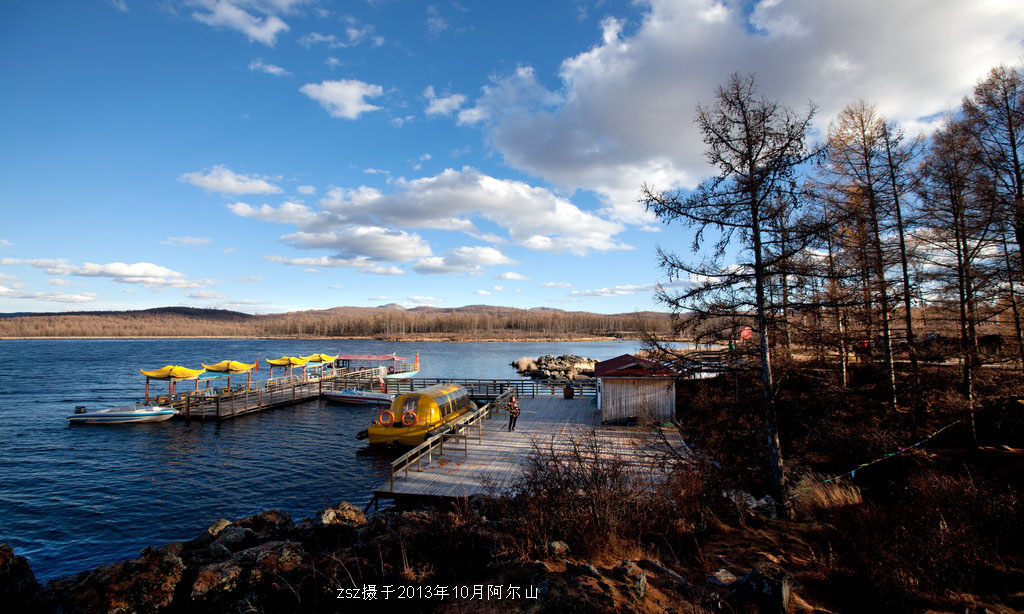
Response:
0,304,672,339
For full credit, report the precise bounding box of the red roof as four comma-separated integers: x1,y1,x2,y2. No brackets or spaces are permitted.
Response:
594,354,676,378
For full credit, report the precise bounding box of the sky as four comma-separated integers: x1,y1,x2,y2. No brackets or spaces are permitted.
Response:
0,0,1022,315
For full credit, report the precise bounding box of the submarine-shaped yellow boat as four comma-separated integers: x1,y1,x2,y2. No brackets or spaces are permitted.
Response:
362,382,476,446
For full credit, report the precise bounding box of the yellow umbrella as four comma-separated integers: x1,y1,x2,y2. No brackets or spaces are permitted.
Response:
202,360,257,390
140,365,205,401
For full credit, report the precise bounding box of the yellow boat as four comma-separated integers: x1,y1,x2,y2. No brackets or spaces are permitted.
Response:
363,382,476,446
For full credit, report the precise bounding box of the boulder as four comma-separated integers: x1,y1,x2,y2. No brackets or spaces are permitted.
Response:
314,502,366,528
0,544,41,611
214,526,259,551
614,560,647,599
725,562,793,614
547,540,570,557
235,509,293,538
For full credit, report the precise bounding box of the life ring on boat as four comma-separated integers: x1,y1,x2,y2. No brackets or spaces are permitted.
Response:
378,410,395,426
388,366,396,374
401,410,417,427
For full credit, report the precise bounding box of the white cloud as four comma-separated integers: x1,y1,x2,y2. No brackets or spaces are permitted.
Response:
48,279,73,286
326,56,341,69
496,271,529,280
297,185,316,195
248,58,291,76
228,201,321,226
281,226,433,262
180,165,282,195
186,290,228,299
424,85,467,116
425,5,448,35
299,16,382,48
570,280,688,297
318,167,630,255
108,0,128,12
163,236,212,246
235,275,263,282
542,281,573,288
493,285,504,291
363,168,389,175
368,295,392,301
302,268,324,273
414,246,513,274
474,290,491,295
1,258,214,288
328,284,344,289
0,239,12,248
461,0,1024,225
0,290,98,303
300,79,384,119
264,254,403,275
407,295,442,304
190,0,289,46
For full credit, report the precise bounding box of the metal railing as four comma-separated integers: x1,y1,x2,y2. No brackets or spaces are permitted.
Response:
386,388,515,492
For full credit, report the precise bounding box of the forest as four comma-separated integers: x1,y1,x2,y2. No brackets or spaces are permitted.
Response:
0,304,674,340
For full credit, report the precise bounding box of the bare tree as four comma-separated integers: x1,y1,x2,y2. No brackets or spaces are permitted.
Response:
640,73,816,516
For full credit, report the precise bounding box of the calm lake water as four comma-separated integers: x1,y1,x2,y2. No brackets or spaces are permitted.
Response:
0,338,639,581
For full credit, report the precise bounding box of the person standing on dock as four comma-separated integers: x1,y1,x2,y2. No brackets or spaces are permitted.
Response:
507,396,520,432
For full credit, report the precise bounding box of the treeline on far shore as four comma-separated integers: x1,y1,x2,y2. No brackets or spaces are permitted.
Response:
0,305,674,339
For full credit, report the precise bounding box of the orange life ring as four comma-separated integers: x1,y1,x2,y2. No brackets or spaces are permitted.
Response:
401,410,417,426
378,410,394,426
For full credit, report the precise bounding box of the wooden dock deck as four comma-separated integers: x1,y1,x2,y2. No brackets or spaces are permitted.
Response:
374,396,687,500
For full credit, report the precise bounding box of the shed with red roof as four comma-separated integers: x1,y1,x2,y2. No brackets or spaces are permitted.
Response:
595,354,677,424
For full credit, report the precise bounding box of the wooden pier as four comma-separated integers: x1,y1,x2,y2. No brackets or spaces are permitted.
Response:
156,373,599,421
374,393,688,501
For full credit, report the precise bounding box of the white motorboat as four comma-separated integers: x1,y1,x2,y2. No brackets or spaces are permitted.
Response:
323,388,395,406
67,402,177,424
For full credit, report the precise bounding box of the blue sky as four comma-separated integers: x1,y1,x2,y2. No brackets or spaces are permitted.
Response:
1,0,1022,314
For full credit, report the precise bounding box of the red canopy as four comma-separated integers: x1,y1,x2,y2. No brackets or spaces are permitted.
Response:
337,354,406,361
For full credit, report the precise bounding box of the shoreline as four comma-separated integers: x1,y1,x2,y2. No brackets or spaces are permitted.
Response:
0,335,683,342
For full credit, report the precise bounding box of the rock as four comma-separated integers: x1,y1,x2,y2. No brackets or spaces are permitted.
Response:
235,509,293,537
249,541,308,585
528,559,553,574
47,539,185,613
614,560,647,599
725,562,793,614
709,568,739,587
191,558,245,600
512,354,597,380
0,544,41,610
205,542,232,560
214,526,259,551
725,489,779,518
186,518,233,548
564,561,602,579
314,502,366,528
547,540,570,557
638,559,692,595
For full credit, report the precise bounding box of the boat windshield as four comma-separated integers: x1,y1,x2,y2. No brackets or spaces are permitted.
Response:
400,395,420,414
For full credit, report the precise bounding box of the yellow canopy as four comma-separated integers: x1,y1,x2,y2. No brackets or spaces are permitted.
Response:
201,360,257,374
140,365,206,380
266,356,308,367
300,353,338,364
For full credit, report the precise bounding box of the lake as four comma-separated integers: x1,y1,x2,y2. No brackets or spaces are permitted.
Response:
0,338,640,581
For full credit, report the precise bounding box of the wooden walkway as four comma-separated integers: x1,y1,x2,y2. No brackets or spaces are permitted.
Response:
374,396,688,500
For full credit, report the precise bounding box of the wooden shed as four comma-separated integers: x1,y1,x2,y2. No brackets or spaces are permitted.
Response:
595,354,677,424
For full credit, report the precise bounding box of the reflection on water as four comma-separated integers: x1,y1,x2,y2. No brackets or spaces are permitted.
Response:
0,338,638,580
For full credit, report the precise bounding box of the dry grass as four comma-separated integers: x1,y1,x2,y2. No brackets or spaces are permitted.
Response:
792,471,863,519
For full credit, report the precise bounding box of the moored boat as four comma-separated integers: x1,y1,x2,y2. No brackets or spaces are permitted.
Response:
324,388,395,406
335,353,420,379
363,382,475,446
67,403,177,424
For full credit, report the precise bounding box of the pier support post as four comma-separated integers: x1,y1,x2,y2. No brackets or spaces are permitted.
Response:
215,397,221,420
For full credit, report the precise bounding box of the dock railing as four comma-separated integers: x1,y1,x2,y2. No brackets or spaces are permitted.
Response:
386,388,515,492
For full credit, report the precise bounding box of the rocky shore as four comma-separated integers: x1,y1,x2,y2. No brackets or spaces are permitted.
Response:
511,354,597,380
0,499,795,613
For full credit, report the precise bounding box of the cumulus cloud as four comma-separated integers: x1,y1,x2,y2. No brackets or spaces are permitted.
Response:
474,289,491,295
318,167,630,255
414,246,513,274
496,271,529,280
0,239,13,248
263,254,403,275
571,283,660,297
281,227,433,262
297,185,316,195
180,165,282,195
248,58,291,76
228,201,322,226
424,85,467,116
542,281,573,288
459,0,1024,224
298,16,383,48
407,295,442,304
235,275,263,282
0,258,214,288
0,289,98,303
48,279,73,286
190,0,290,46
300,79,384,119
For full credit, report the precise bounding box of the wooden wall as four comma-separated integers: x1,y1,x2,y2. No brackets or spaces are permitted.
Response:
599,377,675,424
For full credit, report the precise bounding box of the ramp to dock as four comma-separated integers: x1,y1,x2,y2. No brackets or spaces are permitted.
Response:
374,396,688,500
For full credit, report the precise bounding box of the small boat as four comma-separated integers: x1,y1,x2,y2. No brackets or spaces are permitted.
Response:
362,382,475,446
335,353,420,379
67,402,177,424
324,388,395,406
